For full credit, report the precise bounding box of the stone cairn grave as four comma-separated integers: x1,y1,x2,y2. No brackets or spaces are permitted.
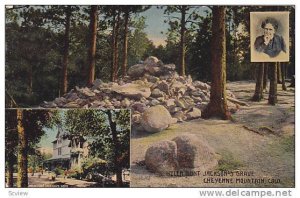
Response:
145,134,218,175
41,56,238,133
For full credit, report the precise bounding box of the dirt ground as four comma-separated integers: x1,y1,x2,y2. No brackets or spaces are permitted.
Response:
130,81,295,187
13,173,100,188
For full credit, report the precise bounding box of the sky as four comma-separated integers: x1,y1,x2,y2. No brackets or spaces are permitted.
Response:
139,6,210,46
140,6,169,46
39,126,57,149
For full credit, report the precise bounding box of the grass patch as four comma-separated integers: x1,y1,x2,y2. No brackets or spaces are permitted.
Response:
132,125,180,146
217,152,243,171
280,135,295,152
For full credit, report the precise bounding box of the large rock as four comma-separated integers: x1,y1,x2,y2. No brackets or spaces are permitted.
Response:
121,98,131,107
145,65,162,76
131,102,147,113
162,64,176,72
112,83,151,99
172,135,197,168
145,135,218,175
193,81,210,90
164,99,176,108
141,105,174,133
157,80,170,95
186,107,202,120
173,111,187,122
127,64,146,78
144,56,160,67
172,135,218,171
175,98,192,109
76,86,95,97
145,140,178,174
151,88,164,98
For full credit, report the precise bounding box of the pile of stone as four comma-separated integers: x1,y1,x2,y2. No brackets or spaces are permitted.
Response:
145,135,218,175
41,56,238,133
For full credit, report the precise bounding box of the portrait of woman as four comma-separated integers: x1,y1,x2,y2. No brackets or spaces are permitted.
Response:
251,12,289,62
254,18,286,57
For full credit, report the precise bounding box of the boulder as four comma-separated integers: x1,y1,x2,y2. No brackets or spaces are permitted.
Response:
157,80,170,95
112,83,151,99
127,64,146,78
145,65,162,76
193,81,210,90
162,64,176,71
191,90,204,97
112,101,121,108
145,140,178,174
150,99,160,106
90,101,105,108
151,88,164,98
186,107,202,120
164,99,176,108
172,135,218,171
170,81,186,96
64,101,80,108
144,56,160,67
169,106,182,114
76,86,96,97
65,93,79,101
172,135,197,168
121,98,131,107
191,96,202,103
141,105,173,133
131,102,147,113
54,97,67,106
175,98,192,110
173,111,187,122
145,75,159,83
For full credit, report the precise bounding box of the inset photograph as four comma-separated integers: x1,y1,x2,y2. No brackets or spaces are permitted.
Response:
5,109,130,188
250,11,289,62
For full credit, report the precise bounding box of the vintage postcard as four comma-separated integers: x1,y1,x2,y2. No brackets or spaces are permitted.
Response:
5,5,295,188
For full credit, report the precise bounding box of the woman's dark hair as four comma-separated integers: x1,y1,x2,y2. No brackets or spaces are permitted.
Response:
261,18,279,30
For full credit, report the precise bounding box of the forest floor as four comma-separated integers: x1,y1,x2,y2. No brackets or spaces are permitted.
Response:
130,80,295,187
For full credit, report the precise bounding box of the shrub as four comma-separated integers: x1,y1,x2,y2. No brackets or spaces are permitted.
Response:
53,167,64,175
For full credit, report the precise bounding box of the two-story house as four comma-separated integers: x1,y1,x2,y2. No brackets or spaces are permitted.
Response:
44,125,71,170
44,125,91,171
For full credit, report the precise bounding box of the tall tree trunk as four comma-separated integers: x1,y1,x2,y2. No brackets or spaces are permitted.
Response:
179,6,186,76
122,10,129,78
281,62,287,91
28,65,33,94
277,63,282,83
61,6,71,95
87,5,98,86
268,63,277,105
202,6,230,120
106,110,123,187
17,109,28,187
111,11,116,82
7,153,14,187
263,63,269,91
113,11,121,81
252,63,264,101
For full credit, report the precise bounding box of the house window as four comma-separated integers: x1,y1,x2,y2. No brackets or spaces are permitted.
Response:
58,148,62,155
